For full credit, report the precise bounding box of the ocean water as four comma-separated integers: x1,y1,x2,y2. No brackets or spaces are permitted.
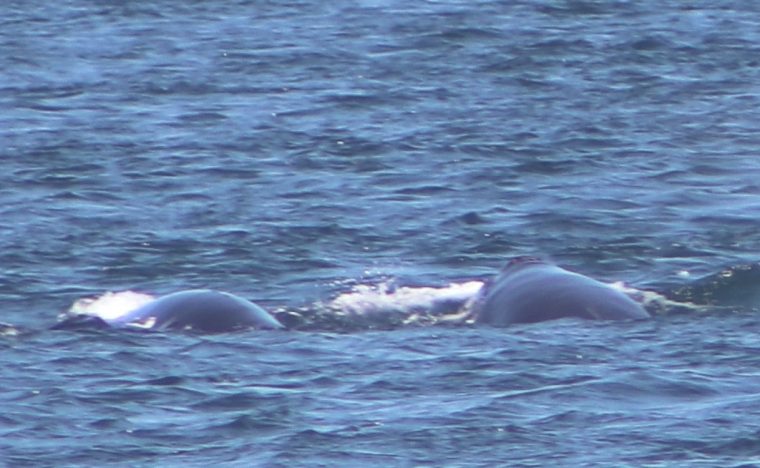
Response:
3,1,760,466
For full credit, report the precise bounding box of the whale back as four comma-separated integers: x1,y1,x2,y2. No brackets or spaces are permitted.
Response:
113,290,284,332
473,259,649,326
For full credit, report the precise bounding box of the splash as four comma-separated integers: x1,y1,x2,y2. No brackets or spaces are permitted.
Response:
327,280,484,326
66,291,156,323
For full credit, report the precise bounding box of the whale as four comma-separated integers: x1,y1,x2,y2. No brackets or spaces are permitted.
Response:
112,289,284,332
58,289,284,333
472,257,650,326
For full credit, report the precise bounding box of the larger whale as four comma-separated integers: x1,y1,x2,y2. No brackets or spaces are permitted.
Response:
59,289,284,333
472,257,650,326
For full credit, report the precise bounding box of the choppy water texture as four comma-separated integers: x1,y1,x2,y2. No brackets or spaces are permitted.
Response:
3,1,760,466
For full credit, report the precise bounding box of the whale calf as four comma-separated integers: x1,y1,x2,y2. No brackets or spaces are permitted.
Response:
62,289,284,333
472,257,650,326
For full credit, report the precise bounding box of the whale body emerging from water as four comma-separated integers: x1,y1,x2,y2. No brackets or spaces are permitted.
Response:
62,289,284,333
472,257,650,326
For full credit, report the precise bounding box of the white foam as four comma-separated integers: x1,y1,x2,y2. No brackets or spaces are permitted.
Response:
68,291,156,322
329,280,484,319
609,281,704,313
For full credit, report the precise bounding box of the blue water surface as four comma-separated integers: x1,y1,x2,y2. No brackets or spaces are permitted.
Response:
3,1,760,466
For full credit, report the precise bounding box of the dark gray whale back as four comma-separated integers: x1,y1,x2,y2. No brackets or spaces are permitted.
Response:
111,289,284,332
473,258,650,326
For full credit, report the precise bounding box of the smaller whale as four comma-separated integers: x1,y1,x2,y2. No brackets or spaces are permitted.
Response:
472,257,650,326
61,289,284,333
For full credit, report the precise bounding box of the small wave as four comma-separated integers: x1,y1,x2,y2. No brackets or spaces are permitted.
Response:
670,263,760,309
0,322,21,337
